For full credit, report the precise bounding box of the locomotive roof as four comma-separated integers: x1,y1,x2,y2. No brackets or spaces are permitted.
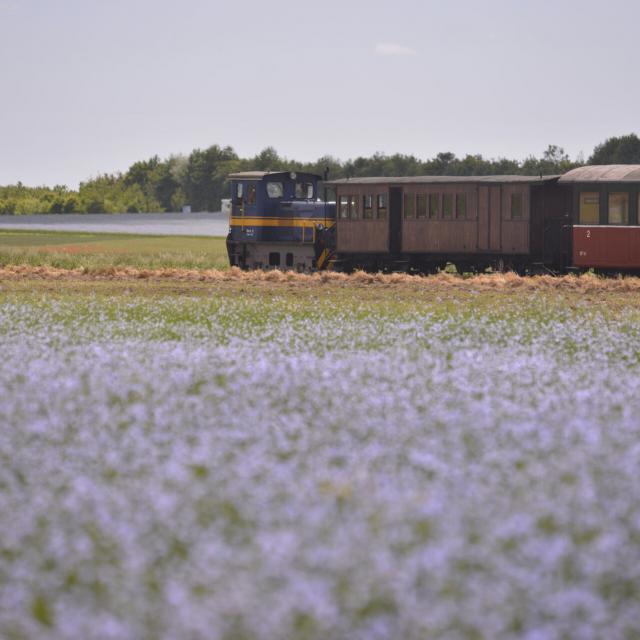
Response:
227,171,322,180
325,175,559,186
558,165,640,183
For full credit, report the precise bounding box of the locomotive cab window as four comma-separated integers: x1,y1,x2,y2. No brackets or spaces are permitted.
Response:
443,194,453,219
510,193,523,219
403,193,415,219
579,192,600,224
377,193,387,219
247,183,257,205
608,192,629,225
235,183,244,204
339,195,349,218
266,182,284,198
363,195,373,219
295,182,314,199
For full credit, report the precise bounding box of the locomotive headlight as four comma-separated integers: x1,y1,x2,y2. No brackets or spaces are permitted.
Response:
290,172,297,180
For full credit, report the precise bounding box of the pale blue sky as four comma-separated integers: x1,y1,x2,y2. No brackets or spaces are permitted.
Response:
1,0,638,187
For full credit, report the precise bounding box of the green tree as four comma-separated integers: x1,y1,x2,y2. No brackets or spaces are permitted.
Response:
183,145,238,211
589,134,640,164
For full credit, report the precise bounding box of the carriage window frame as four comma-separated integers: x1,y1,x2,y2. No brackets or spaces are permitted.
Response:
510,192,523,219
363,194,374,219
403,193,415,219
339,195,349,219
429,193,440,219
579,192,600,225
416,194,427,218
608,192,629,225
349,195,359,219
266,181,284,198
456,193,467,219
377,193,387,219
442,194,453,219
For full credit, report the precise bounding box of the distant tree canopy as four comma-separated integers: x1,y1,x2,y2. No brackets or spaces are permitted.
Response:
1,135,638,214
588,134,640,165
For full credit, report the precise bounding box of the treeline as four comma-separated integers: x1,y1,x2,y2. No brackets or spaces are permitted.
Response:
2,134,640,215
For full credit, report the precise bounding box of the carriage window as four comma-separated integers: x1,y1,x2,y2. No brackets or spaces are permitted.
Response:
350,195,359,219
295,182,314,199
456,193,467,219
363,195,373,219
443,194,453,219
429,193,439,219
579,192,599,224
266,182,284,198
235,182,243,203
339,195,349,218
403,193,415,219
511,193,523,219
247,183,257,205
416,194,427,218
609,192,629,225
377,193,387,219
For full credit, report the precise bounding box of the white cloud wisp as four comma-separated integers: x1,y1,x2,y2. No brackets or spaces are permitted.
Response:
375,42,417,56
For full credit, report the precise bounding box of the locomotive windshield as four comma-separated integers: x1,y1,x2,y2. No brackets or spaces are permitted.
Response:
266,181,284,198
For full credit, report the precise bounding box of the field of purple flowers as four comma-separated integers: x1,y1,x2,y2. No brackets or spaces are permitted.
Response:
1,290,640,639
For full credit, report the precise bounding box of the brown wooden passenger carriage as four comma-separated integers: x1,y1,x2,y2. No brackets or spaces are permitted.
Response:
326,175,572,272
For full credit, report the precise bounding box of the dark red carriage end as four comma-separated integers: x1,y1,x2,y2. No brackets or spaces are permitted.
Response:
560,165,640,271
573,226,640,269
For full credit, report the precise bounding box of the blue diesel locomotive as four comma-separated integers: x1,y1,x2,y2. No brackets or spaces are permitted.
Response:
226,171,336,270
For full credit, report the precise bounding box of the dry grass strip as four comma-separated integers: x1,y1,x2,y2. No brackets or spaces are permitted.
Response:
3,265,640,293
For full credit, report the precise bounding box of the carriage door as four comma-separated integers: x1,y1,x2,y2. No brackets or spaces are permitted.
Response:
489,186,502,251
478,187,490,250
478,186,502,251
389,187,402,254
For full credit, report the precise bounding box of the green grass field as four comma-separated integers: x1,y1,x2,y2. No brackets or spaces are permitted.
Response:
0,230,229,270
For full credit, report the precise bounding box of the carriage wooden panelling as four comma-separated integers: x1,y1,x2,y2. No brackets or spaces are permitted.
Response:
333,184,389,252
402,184,478,253
338,219,388,252
331,177,541,257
